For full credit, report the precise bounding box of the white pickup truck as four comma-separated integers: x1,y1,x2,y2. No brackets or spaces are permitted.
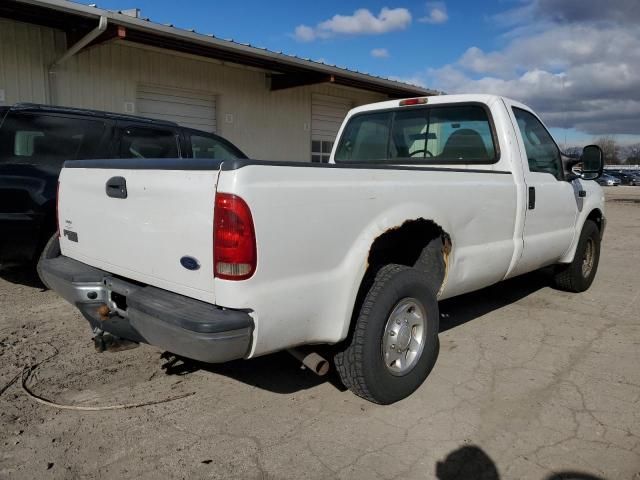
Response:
41,94,605,404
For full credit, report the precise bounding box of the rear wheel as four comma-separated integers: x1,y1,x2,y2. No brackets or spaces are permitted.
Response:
553,220,600,292
334,264,439,404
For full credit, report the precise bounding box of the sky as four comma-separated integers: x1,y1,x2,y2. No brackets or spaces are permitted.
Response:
80,0,640,147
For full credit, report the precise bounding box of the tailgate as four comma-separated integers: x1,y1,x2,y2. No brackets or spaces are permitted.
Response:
58,160,220,303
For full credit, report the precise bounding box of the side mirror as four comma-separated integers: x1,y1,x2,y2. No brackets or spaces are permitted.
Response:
575,145,604,180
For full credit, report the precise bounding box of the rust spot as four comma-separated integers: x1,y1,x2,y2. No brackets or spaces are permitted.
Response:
439,234,453,297
97,304,110,320
442,234,452,256
367,218,452,296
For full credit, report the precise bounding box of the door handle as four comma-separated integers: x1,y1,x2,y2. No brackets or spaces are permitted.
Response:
528,186,536,209
106,176,127,199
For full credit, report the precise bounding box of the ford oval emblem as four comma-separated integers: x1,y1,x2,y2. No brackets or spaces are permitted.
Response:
180,256,200,271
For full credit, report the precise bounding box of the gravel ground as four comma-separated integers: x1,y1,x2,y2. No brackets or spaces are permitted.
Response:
0,187,639,480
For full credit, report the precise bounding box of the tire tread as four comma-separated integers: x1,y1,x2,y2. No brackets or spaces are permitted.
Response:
334,264,412,403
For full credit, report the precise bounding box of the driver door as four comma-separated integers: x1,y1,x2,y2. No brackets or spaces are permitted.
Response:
505,100,579,276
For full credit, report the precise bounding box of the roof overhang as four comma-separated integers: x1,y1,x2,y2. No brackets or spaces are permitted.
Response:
0,0,437,98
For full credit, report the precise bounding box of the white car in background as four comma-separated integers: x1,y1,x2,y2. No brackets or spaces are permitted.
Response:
597,173,621,186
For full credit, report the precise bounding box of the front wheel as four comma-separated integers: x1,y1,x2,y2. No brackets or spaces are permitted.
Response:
334,264,440,404
553,220,601,292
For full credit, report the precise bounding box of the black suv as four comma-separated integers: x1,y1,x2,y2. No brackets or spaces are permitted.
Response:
0,103,246,271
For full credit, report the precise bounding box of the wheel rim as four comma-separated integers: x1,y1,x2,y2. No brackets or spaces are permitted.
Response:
582,238,595,278
381,298,427,376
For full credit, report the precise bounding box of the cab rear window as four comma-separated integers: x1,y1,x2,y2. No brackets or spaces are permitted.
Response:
335,104,498,164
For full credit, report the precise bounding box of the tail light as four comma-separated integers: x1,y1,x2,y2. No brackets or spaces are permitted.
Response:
399,97,429,106
214,193,257,280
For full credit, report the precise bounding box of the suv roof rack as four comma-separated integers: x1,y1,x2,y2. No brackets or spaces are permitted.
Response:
11,103,179,127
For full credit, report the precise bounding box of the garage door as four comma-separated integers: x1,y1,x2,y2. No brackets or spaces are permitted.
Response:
311,94,352,162
136,84,217,132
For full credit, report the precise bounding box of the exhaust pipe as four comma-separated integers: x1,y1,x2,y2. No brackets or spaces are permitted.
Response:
287,347,330,376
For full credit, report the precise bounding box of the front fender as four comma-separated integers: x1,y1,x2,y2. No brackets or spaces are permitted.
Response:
559,180,605,264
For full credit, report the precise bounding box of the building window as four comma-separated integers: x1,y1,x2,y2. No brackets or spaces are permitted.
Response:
311,140,333,163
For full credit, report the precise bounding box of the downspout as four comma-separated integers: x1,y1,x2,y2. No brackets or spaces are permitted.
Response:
48,16,108,105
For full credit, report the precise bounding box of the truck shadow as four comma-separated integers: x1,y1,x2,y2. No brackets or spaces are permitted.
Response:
164,269,553,395
435,444,606,480
439,268,551,332
162,349,347,395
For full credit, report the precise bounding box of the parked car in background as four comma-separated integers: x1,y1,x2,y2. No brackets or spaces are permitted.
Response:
628,172,640,185
0,103,247,276
606,170,639,186
597,173,621,186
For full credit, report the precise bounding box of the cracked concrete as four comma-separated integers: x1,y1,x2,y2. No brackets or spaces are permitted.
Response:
1,187,639,479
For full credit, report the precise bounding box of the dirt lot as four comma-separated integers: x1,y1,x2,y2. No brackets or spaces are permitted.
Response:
1,187,639,480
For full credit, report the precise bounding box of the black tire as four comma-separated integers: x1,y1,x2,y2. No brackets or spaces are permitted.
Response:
553,220,600,293
334,264,440,404
36,233,60,289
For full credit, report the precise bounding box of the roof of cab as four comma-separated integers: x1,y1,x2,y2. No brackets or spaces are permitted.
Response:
347,94,509,116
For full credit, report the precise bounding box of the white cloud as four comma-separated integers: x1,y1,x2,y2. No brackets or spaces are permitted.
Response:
404,2,640,137
418,2,448,24
293,25,315,42
371,48,390,58
294,7,412,42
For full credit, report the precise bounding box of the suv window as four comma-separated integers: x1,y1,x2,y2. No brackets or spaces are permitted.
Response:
335,105,497,163
190,133,241,160
119,126,179,158
512,108,562,180
0,112,105,170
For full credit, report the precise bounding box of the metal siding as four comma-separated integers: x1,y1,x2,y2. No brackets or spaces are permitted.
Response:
136,84,217,132
311,94,353,141
1,23,387,161
0,19,64,105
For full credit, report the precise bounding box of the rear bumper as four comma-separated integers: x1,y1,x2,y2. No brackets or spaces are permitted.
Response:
39,255,254,363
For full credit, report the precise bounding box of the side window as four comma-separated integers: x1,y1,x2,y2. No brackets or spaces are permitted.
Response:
118,126,179,159
0,113,105,170
334,112,391,162
512,108,562,180
191,134,239,160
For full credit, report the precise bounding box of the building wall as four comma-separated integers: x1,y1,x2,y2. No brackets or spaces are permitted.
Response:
0,18,65,105
0,18,386,161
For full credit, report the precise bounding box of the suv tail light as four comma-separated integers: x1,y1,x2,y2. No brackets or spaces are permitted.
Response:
214,193,257,280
